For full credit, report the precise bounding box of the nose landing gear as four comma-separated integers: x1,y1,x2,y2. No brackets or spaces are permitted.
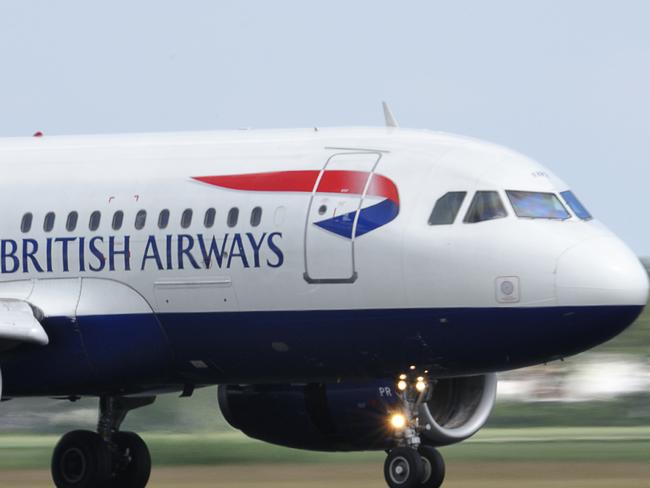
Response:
384,372,446,488
51,396,155,488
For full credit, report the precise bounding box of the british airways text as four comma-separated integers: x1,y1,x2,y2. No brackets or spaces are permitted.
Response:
0,232,284,274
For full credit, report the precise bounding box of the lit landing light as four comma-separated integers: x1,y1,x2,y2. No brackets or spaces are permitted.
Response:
397,380,408,391
390,413,407,430
415,381,427,393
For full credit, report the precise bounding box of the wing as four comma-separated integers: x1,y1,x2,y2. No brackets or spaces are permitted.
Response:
0,300,48,346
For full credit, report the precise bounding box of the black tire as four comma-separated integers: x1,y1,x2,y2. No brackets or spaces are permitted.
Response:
109,431,152,488
384,447,424,488
418,446,445,488
51,430,111,488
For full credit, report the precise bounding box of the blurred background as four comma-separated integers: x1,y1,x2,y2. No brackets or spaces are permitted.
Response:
1,1,649,486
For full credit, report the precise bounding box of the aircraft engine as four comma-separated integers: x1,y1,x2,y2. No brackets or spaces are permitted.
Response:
218,374,497,451
418,373,497,446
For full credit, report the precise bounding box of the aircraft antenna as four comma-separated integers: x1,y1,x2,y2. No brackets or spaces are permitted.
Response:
382,101,399,128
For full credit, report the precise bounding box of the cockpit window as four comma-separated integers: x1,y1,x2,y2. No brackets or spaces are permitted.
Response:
428,192,466,225
560,190,592,220
506,191,570,220
464,191,507,223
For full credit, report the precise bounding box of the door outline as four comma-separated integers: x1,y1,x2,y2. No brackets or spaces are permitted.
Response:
303,150,383,284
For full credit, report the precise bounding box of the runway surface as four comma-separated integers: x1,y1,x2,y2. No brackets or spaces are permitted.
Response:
3,462,650,488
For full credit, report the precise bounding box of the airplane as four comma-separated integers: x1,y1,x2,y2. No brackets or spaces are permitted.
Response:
0,105,647,488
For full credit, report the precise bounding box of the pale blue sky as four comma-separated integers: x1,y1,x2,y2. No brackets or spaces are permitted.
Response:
0,1,648,254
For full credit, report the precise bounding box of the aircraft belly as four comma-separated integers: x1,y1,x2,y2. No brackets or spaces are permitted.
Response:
1,303,643,396
155,304,644,383
1,316,92,396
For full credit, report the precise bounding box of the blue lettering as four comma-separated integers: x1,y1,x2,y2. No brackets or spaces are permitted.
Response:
89,236,105,272
55,237,76,272
227,233,249,268
78,237,86,272
177,234,201,270
22,239,43,273
141,235,163,270
10,232,283,275
165,235,173,270
109,236,131,271
246,232,266,268
266,232,284,268
46,238,53,272
1,240,19,273
197,234,228,269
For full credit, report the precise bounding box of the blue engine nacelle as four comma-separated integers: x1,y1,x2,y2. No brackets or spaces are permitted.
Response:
218,374,497,451
218,381,399,451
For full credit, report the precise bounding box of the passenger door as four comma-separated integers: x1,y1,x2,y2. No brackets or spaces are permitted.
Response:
303,152,381,283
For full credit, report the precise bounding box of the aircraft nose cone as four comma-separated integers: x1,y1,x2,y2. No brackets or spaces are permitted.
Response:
556,237,649,307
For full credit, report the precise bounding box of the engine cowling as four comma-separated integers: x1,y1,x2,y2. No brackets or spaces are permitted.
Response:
218,374,497,451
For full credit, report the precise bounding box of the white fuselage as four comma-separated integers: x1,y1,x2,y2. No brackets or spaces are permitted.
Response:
0,127,646,396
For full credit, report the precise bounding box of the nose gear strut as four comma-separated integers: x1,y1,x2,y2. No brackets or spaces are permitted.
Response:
384,370,446,488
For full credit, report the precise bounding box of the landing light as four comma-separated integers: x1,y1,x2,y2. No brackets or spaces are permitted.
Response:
415,381,427,393
390,413,407,430
397,380,408,391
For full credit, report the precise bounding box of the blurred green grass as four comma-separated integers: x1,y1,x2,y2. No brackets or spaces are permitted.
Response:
1,427,649,470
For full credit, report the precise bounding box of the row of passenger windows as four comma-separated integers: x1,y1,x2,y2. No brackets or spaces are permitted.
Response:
20,207,263,233
428,190,591,225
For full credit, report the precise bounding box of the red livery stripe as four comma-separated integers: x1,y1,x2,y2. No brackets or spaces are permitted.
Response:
193,170,399,204
193,171,319,193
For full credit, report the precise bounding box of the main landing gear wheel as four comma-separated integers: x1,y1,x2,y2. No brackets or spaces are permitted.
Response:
51,396,156,488
384,447,424,488
51,430,111,488
109,431,152,488
418,446,445,488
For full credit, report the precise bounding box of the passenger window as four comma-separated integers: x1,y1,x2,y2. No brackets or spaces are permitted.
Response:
250,207,262,227
112,211,124,230
135,210,147,230
21,213,33,233
227,208,239,228
66,211,79,231
560,191,592,220
464,191,507,223
43,212,55,232
204,208,216,228
158,209,170,229
89,211,101,231
506,191,570,220
428,192,466,225
181,209,193,229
